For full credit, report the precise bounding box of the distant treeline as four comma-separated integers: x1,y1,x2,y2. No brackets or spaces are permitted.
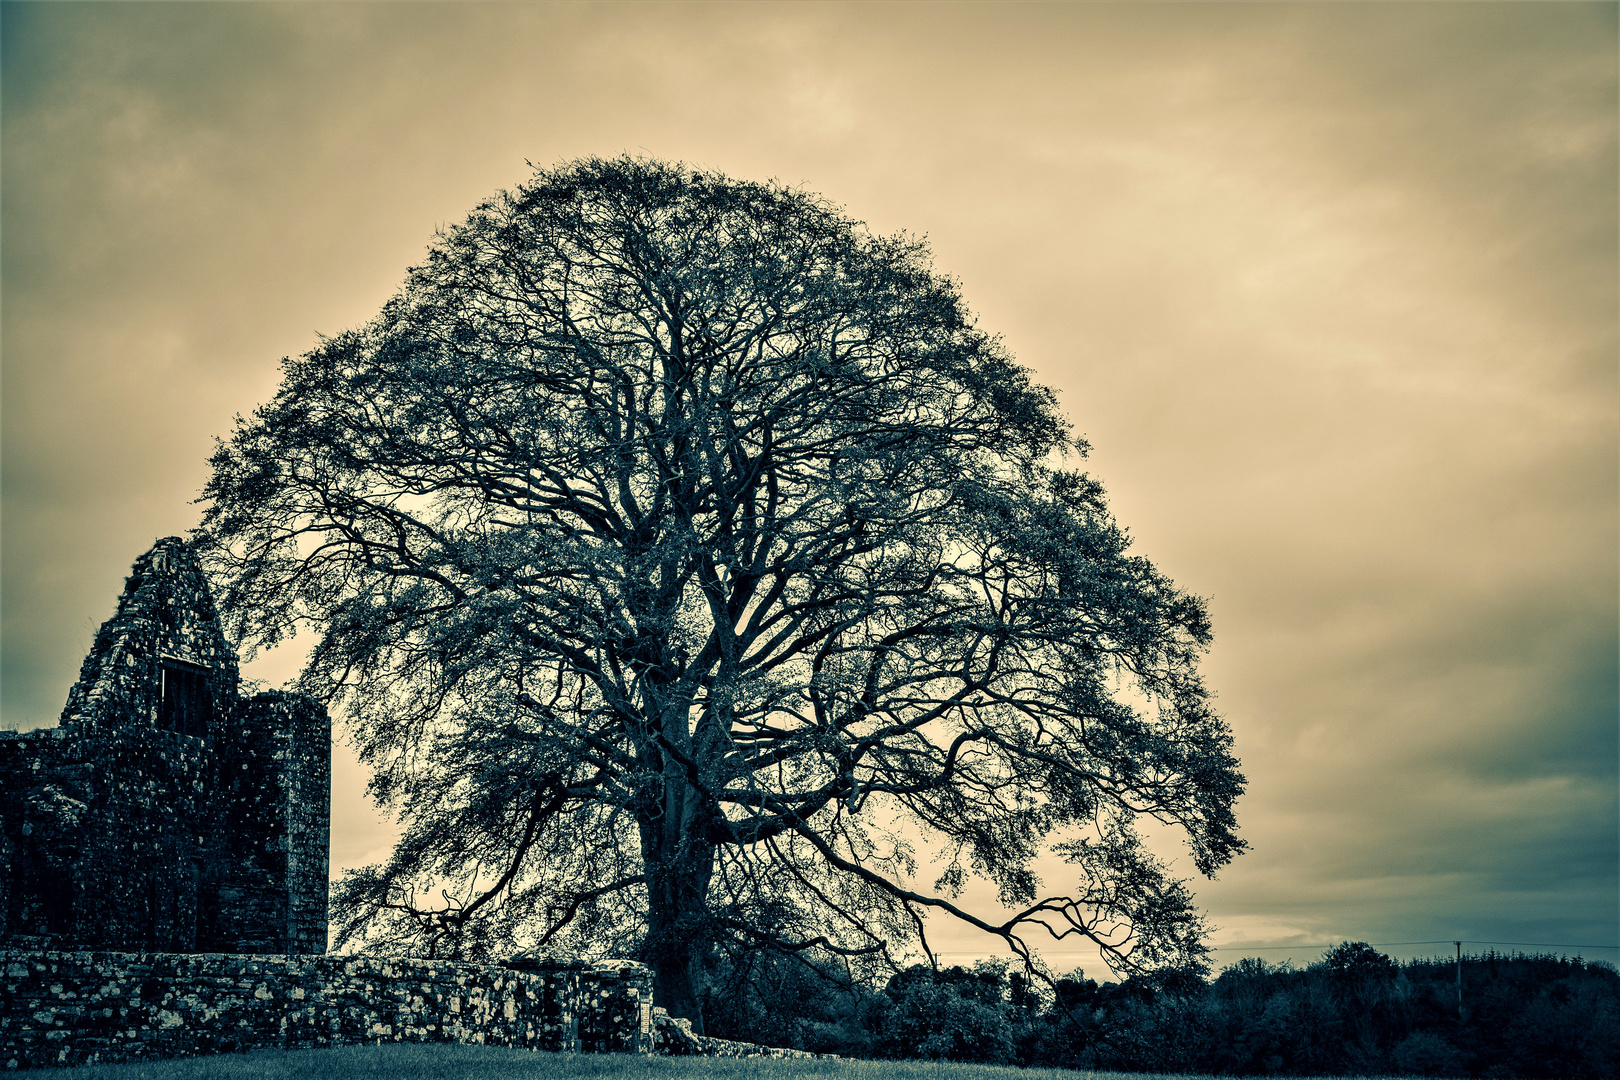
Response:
701,943,1619,1078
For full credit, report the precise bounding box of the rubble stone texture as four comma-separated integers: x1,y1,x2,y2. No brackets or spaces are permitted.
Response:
1,537,330,955
0,539,743,1069
0,951,655,1069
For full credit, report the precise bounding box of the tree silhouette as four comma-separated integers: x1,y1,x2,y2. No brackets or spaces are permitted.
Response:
199,156,1244,1027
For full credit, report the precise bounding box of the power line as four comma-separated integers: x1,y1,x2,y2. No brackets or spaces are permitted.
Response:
1207,939,1618,952
1464,940,1620,951
934,939,1620,963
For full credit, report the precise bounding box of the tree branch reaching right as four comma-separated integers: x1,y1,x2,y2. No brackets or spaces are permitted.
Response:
199,155,1244,1030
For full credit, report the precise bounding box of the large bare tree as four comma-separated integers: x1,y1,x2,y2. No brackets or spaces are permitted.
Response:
199,157,1243,1028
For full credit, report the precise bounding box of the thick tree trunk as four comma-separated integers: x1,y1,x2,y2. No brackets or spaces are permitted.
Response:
644,866,710,1032
639,779,715,1034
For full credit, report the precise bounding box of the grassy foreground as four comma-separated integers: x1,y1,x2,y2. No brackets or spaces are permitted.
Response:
47,1044,1197,1080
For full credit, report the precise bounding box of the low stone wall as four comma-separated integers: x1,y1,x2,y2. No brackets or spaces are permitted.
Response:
1,951,652,1070
650,1009,837,1060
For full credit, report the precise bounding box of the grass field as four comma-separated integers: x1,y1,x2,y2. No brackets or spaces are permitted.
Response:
46,1044,1203,1080
43,1043,1437,1080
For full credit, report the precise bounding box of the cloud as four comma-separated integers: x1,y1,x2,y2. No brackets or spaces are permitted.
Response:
3,1,1612,967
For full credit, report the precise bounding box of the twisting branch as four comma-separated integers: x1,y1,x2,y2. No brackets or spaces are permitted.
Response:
201,156,1242,1013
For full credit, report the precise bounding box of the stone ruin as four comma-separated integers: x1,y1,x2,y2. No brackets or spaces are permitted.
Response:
1,537,329,955
0,538,824,1069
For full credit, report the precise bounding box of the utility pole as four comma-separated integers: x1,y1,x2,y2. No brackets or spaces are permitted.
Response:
1455,941,1463,1019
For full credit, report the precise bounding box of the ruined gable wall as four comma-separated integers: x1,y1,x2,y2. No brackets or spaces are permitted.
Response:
59,538,239,737
2,538,330,956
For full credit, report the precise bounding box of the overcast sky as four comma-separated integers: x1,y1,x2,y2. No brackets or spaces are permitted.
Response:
3,1,1614,975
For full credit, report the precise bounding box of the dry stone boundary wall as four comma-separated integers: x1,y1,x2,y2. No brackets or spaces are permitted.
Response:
1,951,653,1070
649,1010,834,1060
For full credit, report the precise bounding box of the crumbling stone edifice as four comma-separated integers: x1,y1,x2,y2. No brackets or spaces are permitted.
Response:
0,537,330,954
0,539,800,1069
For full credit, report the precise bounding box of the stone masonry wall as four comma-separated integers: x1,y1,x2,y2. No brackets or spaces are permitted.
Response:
271,694,331,956
0,730,83,944
0,951,653,1070
0,725,210,951
206,693,330,955
2,538,331,956
58,538,240,736
650,1010,835,1060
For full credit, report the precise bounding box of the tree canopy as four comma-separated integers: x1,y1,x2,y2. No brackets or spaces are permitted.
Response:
198,156,1244,1028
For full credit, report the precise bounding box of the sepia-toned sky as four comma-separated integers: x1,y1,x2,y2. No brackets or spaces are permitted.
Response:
3,1,1615,974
